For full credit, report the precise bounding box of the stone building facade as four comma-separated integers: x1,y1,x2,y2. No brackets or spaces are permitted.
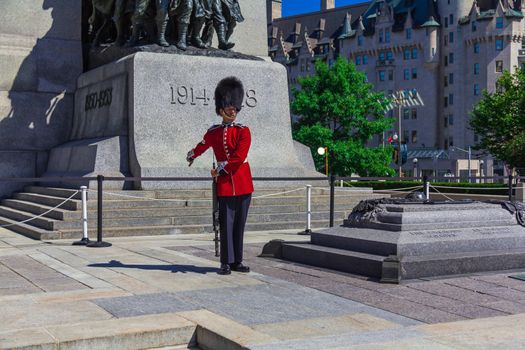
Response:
268,0,525,178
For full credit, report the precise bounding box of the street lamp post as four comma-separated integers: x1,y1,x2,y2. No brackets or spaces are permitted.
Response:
317,147,328,176
412,158,418,178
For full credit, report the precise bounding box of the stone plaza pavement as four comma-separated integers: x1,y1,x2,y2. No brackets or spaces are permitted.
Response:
2,228,525,349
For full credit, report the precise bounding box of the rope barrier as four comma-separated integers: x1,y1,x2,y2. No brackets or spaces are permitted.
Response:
252,188,304,199
0,190,79,228
428,185,455,201
89,187,306,202
430,185,511,190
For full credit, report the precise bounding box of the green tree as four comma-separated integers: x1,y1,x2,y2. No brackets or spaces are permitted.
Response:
470,66,525,169
291,57,394,176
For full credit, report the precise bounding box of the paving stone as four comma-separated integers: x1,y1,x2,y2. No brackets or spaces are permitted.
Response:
92,293,199,318
439,303,508,319
407,281,501,304
471,274,525,292
249,328,426,350
478,300,525,314
252,313,402,341
383,286,466,310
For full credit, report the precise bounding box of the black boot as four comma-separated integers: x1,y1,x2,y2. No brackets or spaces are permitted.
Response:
156,19,170,47
190,17,207,48
176,22,188,50
217,263,231,275
215,23,234,50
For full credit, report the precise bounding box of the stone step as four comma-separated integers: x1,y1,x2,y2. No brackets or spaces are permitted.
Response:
311,230,397,256
0,206,60,231
13,192,81,211
24,186,83,199
51,220,334,240
349,218,517,232
0,216,60,240
2,199,72,220
0,313,196,350
402,248,525,279
281,242,385,278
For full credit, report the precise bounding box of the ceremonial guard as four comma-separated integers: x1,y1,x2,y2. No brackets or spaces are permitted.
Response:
186,77,253,275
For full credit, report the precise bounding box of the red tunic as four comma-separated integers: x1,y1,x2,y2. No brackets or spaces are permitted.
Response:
190,123,254,197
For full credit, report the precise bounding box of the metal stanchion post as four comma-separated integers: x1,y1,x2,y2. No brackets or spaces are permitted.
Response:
329,175,335,227
299,185,312,235
87,175,112,248
72,186,90,246
423,176,429,200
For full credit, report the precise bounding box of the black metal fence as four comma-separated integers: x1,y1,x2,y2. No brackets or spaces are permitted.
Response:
0,174,523,247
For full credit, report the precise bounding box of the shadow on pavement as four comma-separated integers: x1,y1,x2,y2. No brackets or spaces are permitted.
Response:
88,259,218,274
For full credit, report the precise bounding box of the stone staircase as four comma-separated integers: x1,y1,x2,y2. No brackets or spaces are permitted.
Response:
0,185,386,240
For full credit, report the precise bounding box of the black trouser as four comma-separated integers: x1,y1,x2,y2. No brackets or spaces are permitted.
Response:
218,193,251,264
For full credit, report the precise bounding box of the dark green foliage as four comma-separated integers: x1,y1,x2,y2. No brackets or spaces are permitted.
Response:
291,57,394,176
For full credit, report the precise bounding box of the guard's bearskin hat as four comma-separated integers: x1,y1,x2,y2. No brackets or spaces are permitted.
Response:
215,76,244,115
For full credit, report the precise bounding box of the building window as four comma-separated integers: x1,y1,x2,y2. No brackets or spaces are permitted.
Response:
379,70,386,81
444,116,448,127
386,51,393,60
445,17,449,28
449,52,454,64
449,114,454,126
379,52,385,61
388,70,394,81
411,130,418,144
406,28,412,39
496,17,504,29
496,60,503,72
449,14,454,25
403,109,410,119
449,136,454,147
403,130,410,143
444,96,448,107
378,30,384,43
474,63,480,75
474,42,480,53
411,108,417,120
474,84,480,96
363,55,368,64
449,93,454,105
449,73,454,84
444,55,448,66
472,20,477,32
412,48,418,59
496,38,503,51
358,35,363,46
355,56,361,65
412,68,417,79
449,32,454,43
404,69,410,80
385,29,391,43
404,49,410,60
444,75,448,87
444,35,448,46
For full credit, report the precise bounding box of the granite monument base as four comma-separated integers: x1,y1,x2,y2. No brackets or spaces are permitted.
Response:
50,52,322,190
268,201,525,282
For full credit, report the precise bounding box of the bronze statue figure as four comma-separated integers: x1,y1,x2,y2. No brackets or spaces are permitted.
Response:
87,0,242,50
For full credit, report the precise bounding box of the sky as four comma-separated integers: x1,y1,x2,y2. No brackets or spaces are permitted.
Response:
282,0,366,17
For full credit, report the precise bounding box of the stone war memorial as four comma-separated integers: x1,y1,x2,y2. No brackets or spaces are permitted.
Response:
0,0,321,193
264,197,525,283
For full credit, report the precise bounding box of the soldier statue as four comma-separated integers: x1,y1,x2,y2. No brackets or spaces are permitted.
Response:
211,0,244,50
186,77,253,275
189,0,212,48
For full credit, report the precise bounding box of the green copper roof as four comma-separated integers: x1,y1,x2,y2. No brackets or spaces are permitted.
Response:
421,15,440,27
505,8,524,18
361,0,439,28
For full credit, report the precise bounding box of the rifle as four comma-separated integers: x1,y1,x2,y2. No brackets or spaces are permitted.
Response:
212,160,220,257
